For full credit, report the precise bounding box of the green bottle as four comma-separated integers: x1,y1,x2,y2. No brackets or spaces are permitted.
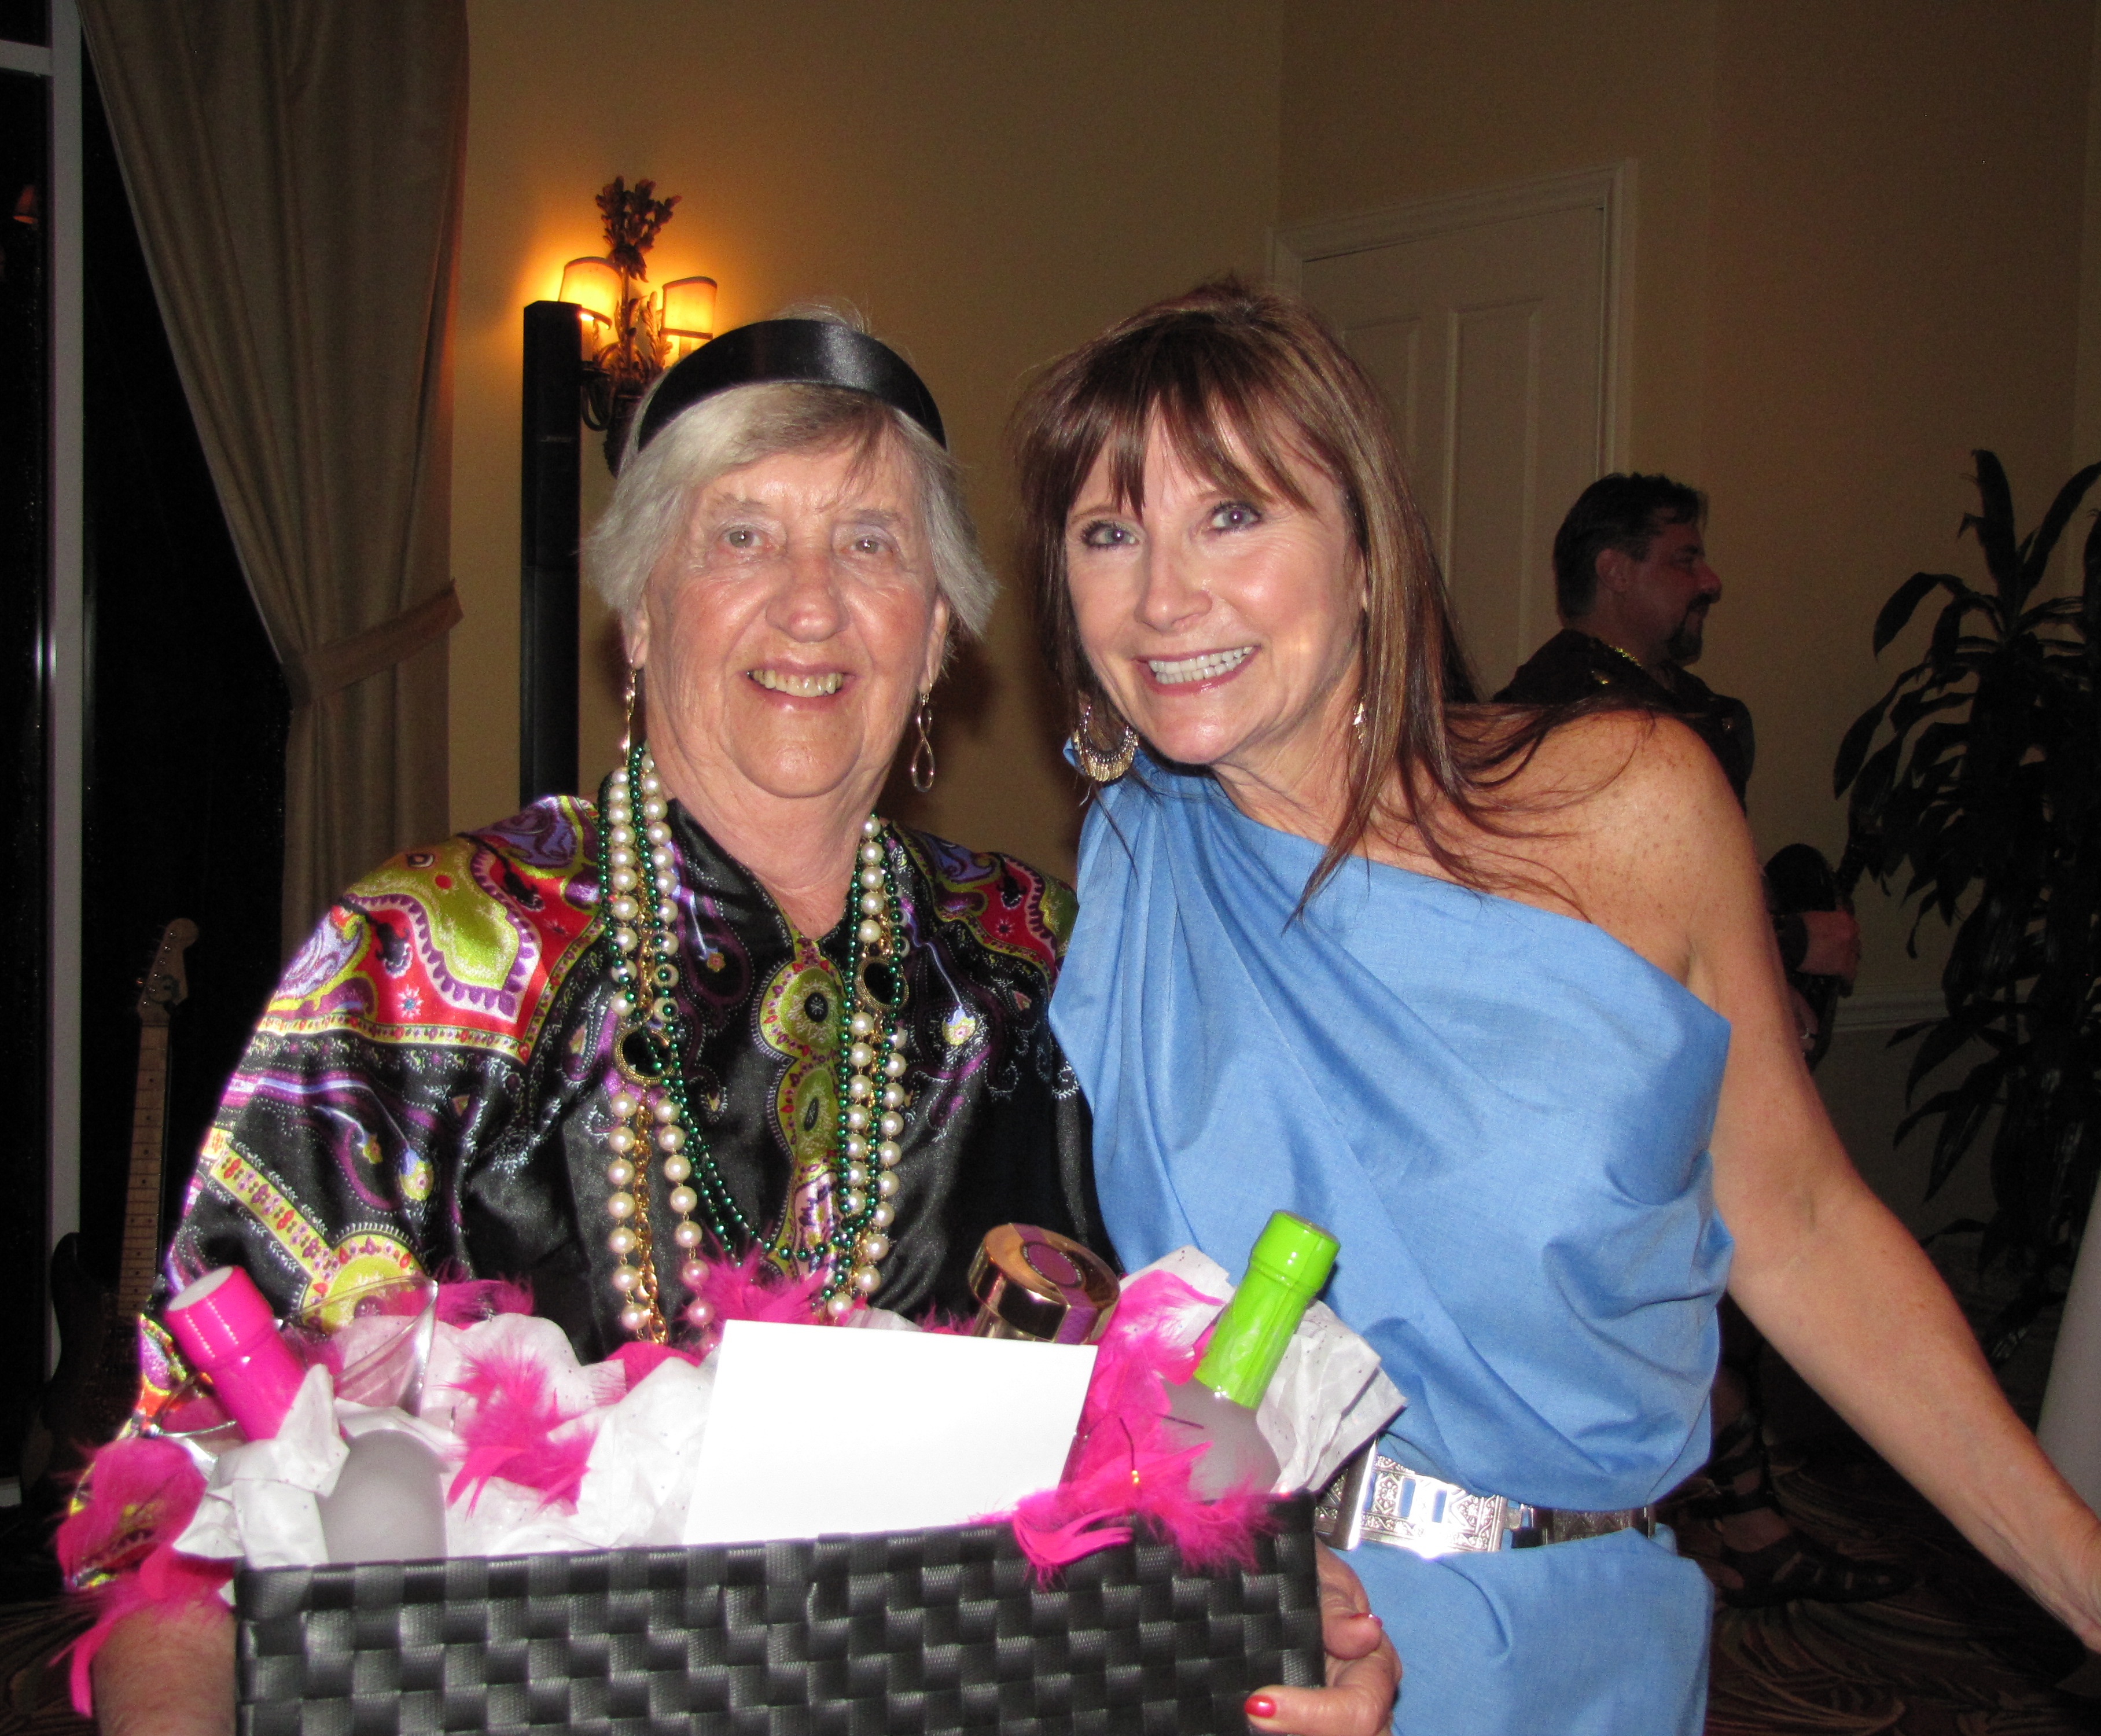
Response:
1166,1212,1340,1499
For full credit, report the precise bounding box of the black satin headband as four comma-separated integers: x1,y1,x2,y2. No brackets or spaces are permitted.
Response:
634,319,947,453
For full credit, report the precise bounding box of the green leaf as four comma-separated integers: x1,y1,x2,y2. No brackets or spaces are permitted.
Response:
1966,451,2023,598
2021,462,2101,591
1863,455,2101,1274
1833,698,1892,795
1873,571,1958,654
1929,594,1970,671
1846,736,1905,834
1906,1012,1986,1094
1927,1087,1997,1198
2082,510,2101,650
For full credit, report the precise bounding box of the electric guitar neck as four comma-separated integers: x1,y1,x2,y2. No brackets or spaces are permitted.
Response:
115,920,195,1321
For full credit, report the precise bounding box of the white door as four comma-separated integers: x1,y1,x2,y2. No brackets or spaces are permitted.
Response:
1273,166,1627,696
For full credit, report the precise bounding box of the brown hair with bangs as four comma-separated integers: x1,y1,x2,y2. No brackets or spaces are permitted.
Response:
1012,275,1543,899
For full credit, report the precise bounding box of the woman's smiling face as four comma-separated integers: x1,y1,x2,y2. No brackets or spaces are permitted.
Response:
1063,426,1365,799
627,434,948,813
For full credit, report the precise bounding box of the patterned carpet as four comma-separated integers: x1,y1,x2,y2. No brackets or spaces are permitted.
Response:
1703,1432,2099,1734
0,1598,86,1736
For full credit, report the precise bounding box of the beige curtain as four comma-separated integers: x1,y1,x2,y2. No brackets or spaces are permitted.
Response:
79,0,468,947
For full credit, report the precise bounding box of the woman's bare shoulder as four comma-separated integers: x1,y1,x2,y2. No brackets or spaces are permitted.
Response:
1457,708,1755,972
1495,707,1739,833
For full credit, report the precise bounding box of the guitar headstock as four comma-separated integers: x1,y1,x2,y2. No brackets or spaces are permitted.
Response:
136,918,198,1027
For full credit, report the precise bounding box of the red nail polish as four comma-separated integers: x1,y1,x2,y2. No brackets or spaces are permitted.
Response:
1245,1694,1278,1719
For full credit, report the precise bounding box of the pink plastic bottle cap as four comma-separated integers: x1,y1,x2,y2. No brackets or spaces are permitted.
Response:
168,1267,279,1359
165,1267,306,1439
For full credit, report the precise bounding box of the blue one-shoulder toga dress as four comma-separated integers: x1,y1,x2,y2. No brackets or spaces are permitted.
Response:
1049,761,1732,1735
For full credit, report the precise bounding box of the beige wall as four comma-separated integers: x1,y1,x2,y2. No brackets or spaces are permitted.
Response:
451,0,1282,879
1278,0,1721,486
1699,2,2088,956
1279,0,2089,981
1705,3,2088,1224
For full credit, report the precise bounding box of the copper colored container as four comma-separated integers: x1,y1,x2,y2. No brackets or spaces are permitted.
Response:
966,1223,1120,1345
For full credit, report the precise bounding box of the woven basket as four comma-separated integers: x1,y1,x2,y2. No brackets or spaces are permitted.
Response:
236,1496,1322,1735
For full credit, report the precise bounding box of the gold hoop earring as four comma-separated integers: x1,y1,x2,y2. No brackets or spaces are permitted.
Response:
621,664,643,756
1070,696,1139,784
910,693,937,794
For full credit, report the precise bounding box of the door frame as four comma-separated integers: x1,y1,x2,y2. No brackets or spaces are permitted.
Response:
1267,161,1635,475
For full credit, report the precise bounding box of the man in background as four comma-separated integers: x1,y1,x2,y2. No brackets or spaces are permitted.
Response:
1499,472,1859,990
1497,473,1901,1610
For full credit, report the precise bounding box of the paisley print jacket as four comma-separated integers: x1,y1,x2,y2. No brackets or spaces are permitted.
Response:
158,798,1105,1370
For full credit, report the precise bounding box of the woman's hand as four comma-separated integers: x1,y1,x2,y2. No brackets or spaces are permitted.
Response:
1245,1542,1398,1735
1795,910,1861,985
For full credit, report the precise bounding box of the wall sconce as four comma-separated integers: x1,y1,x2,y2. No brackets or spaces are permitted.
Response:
555,255,621,344
547,179,717,472
660,274,719,364
518,177,719,806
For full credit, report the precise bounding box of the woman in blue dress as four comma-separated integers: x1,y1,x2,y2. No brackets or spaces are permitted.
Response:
1012,279,2101,1734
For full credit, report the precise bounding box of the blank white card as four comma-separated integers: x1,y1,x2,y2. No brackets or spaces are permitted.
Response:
683,1320,1097,1544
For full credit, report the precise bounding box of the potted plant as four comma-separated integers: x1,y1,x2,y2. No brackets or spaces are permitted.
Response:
1835,450,2101,1359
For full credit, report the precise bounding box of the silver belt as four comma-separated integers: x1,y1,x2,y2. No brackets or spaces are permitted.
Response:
1312,1447,1655,1558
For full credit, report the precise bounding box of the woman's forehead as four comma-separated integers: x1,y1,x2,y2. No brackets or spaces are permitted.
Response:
1072,406,1323,516
697,433,919,517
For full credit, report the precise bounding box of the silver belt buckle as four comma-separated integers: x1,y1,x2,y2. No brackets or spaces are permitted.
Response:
1314,1444,1534,1558
1314,1444,1657,1557
1311,1439,1378,1550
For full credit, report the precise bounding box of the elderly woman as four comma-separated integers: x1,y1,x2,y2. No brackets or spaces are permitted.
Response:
86,313,1395,1736
1016,280,2101,1735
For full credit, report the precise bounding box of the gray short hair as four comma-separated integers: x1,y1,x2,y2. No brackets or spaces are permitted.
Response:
583,328,995,641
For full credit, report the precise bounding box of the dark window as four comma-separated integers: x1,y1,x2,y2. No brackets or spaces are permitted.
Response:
78,62,289,1302
0,2,49,48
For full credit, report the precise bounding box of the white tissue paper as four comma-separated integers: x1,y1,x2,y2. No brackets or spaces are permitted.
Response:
569,1356,717,1549
1129,1247,1404,1495
437,1316,715,1558
175,1363,344,1569
179,1242,1401,1569
418,1311,625,1435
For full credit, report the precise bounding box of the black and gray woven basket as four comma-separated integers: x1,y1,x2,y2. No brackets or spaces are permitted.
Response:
236,1496,1322,1735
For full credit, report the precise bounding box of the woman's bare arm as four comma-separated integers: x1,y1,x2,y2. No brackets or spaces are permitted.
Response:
1565,719,2101,1643
91,1601,234,1736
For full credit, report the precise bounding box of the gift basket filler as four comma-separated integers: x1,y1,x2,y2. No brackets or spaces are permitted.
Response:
60,1211,1402,1735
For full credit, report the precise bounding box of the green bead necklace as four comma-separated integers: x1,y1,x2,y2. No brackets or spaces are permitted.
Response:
595,739,910,1339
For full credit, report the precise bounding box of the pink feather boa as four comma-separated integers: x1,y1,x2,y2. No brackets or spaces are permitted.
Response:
53,1274,553,1713
444,1347,599,1511
1006,1269,1276,1577
53,1435,231,1716
434,1255,1276,1572
439,1249,819,1510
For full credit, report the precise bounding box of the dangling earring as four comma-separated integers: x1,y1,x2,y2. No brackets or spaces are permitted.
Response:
620,664,643,756
1351,697,1367,736
1070,696,1139,784
910,693,937,794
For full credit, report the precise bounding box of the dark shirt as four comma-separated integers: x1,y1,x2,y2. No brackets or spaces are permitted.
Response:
1496,628,1811,968
1496,628,1756,806
158,795,1105,1372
